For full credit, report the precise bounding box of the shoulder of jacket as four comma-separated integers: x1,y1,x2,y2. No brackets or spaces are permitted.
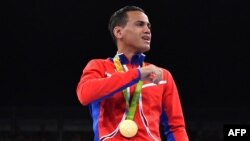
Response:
88,58,112,63
87,58,113,66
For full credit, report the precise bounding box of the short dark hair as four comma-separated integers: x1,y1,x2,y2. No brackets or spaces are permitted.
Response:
108,6,145,43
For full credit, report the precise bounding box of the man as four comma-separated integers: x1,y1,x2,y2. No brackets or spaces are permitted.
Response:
76,5,189,141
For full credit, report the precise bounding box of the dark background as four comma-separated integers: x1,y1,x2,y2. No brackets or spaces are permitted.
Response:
1,0,250,140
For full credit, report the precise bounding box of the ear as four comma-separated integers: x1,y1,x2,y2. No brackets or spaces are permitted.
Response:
113,26,123,39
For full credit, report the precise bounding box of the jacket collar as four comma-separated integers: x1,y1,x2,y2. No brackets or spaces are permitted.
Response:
115,52,146,67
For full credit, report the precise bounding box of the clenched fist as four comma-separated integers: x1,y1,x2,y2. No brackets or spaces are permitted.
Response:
139,65,163,84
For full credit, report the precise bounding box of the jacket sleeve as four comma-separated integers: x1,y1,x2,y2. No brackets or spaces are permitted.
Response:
76,59,141,105
160,69,189,141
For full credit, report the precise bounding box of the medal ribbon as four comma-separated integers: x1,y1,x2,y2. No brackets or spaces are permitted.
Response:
113,56,143,120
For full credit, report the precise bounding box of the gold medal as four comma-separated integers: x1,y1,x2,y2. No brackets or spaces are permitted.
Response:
119,119,138,138
114,56,141,138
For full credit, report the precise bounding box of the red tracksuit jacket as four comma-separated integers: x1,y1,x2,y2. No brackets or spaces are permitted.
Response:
76,53,189,141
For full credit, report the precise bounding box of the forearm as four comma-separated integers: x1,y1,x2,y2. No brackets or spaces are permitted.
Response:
76,69,140,105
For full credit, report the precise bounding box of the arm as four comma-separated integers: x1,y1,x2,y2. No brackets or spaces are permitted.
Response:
160,70,189,141
76,59,141,105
